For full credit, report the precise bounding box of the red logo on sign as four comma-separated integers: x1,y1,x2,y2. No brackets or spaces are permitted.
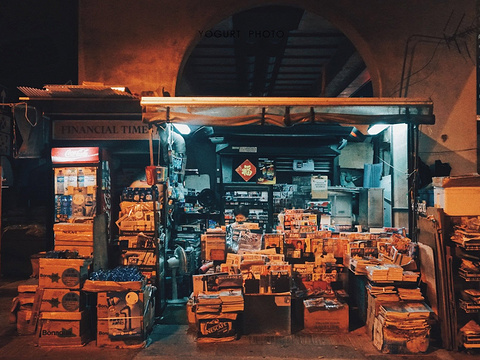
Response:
235,159,256,182
51,147,100,164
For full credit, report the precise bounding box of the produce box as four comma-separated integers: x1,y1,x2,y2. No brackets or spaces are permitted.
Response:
83,279,145,292
96,285,155,348
40,289,83,312
37,311,90,347
39,258,91,289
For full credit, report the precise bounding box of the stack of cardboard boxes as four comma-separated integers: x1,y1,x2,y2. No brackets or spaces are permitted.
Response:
82,275,155,348
35,257,92,346
53,222,94,257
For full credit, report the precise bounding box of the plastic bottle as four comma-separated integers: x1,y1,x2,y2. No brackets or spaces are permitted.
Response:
56,169,65,194
78,168,85,188
85,194,94,216
55,195,62,220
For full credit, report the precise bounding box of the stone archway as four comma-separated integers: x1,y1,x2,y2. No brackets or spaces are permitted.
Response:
174,2,381,97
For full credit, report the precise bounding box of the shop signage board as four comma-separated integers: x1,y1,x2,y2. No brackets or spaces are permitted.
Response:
52,120,154,140
51,147,100,164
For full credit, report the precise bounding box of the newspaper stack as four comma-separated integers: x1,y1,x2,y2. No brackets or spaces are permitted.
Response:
378,302,431,329
460,320,480,349
366,265,389,282
402,271,420,282
384,264,403,282
397,287,424,301
219,289,244,312
374,302,432,353
366,283,399,302
196,293,222,314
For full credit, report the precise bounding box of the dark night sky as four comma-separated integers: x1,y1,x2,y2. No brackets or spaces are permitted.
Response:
0,1,78,102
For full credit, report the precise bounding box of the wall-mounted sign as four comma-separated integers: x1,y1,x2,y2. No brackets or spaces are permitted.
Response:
235,159,256,182
52,120,153,140
51,147,100,164
311,175,328,199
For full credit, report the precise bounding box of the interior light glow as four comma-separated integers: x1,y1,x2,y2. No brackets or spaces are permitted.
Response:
367,124,389,135
173,123,191,135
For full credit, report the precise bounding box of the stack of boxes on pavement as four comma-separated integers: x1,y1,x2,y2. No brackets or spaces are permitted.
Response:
191,272,244,342
10,281,38,335
82,266,156,348
35,254,92,346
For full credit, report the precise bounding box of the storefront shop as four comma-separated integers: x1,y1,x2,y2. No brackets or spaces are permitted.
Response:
10,86,472,354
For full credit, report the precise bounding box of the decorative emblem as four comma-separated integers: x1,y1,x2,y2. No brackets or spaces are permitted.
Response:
235,159,256,182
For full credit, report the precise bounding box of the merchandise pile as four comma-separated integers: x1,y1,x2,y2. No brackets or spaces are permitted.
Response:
373,302,432,354
191,273,244,342
459,320,480,349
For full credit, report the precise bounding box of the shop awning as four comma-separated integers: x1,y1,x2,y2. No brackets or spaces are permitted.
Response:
141,97,434,128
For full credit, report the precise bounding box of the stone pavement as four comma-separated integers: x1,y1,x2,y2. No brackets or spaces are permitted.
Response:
1,278,479,360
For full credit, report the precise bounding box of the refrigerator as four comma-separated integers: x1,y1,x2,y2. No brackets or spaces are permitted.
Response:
51,147,112,258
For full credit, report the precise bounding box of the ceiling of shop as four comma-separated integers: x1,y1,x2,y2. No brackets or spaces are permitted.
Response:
178,6,372,98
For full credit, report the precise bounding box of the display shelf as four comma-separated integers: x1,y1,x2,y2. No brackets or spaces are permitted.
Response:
222,184,273,232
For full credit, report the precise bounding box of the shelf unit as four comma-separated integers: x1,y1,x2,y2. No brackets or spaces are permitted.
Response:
222,183,273,232
445,214,480,350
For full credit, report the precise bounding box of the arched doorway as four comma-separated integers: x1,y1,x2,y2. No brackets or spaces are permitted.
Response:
176,5,372,98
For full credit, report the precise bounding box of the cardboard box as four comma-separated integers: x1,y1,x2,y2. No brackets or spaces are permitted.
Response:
243,293,291,335
433,186,480,215
40,289,83,312
121,250,156,266
53,222,94,233
303,304,349,333
197,313,238,340
55,244,93,257
96,285,154,348
37,311,90,347
39,258,91,289
83,279,145,292
16,310,34,335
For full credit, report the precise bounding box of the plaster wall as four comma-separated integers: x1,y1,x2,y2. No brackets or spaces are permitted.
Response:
78,0,476,175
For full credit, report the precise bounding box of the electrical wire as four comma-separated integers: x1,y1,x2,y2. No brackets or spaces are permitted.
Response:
376,156,408,176
418,148,477,154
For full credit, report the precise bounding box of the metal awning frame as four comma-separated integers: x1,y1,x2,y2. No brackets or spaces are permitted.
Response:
140,96,435,128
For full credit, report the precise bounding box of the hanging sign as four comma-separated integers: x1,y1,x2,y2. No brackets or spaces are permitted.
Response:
235,159,256,182
52,120,154,140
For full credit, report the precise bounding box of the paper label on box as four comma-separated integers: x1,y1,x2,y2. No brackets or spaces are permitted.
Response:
62,268,81,287
275,295,291,306
105,291,144,339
